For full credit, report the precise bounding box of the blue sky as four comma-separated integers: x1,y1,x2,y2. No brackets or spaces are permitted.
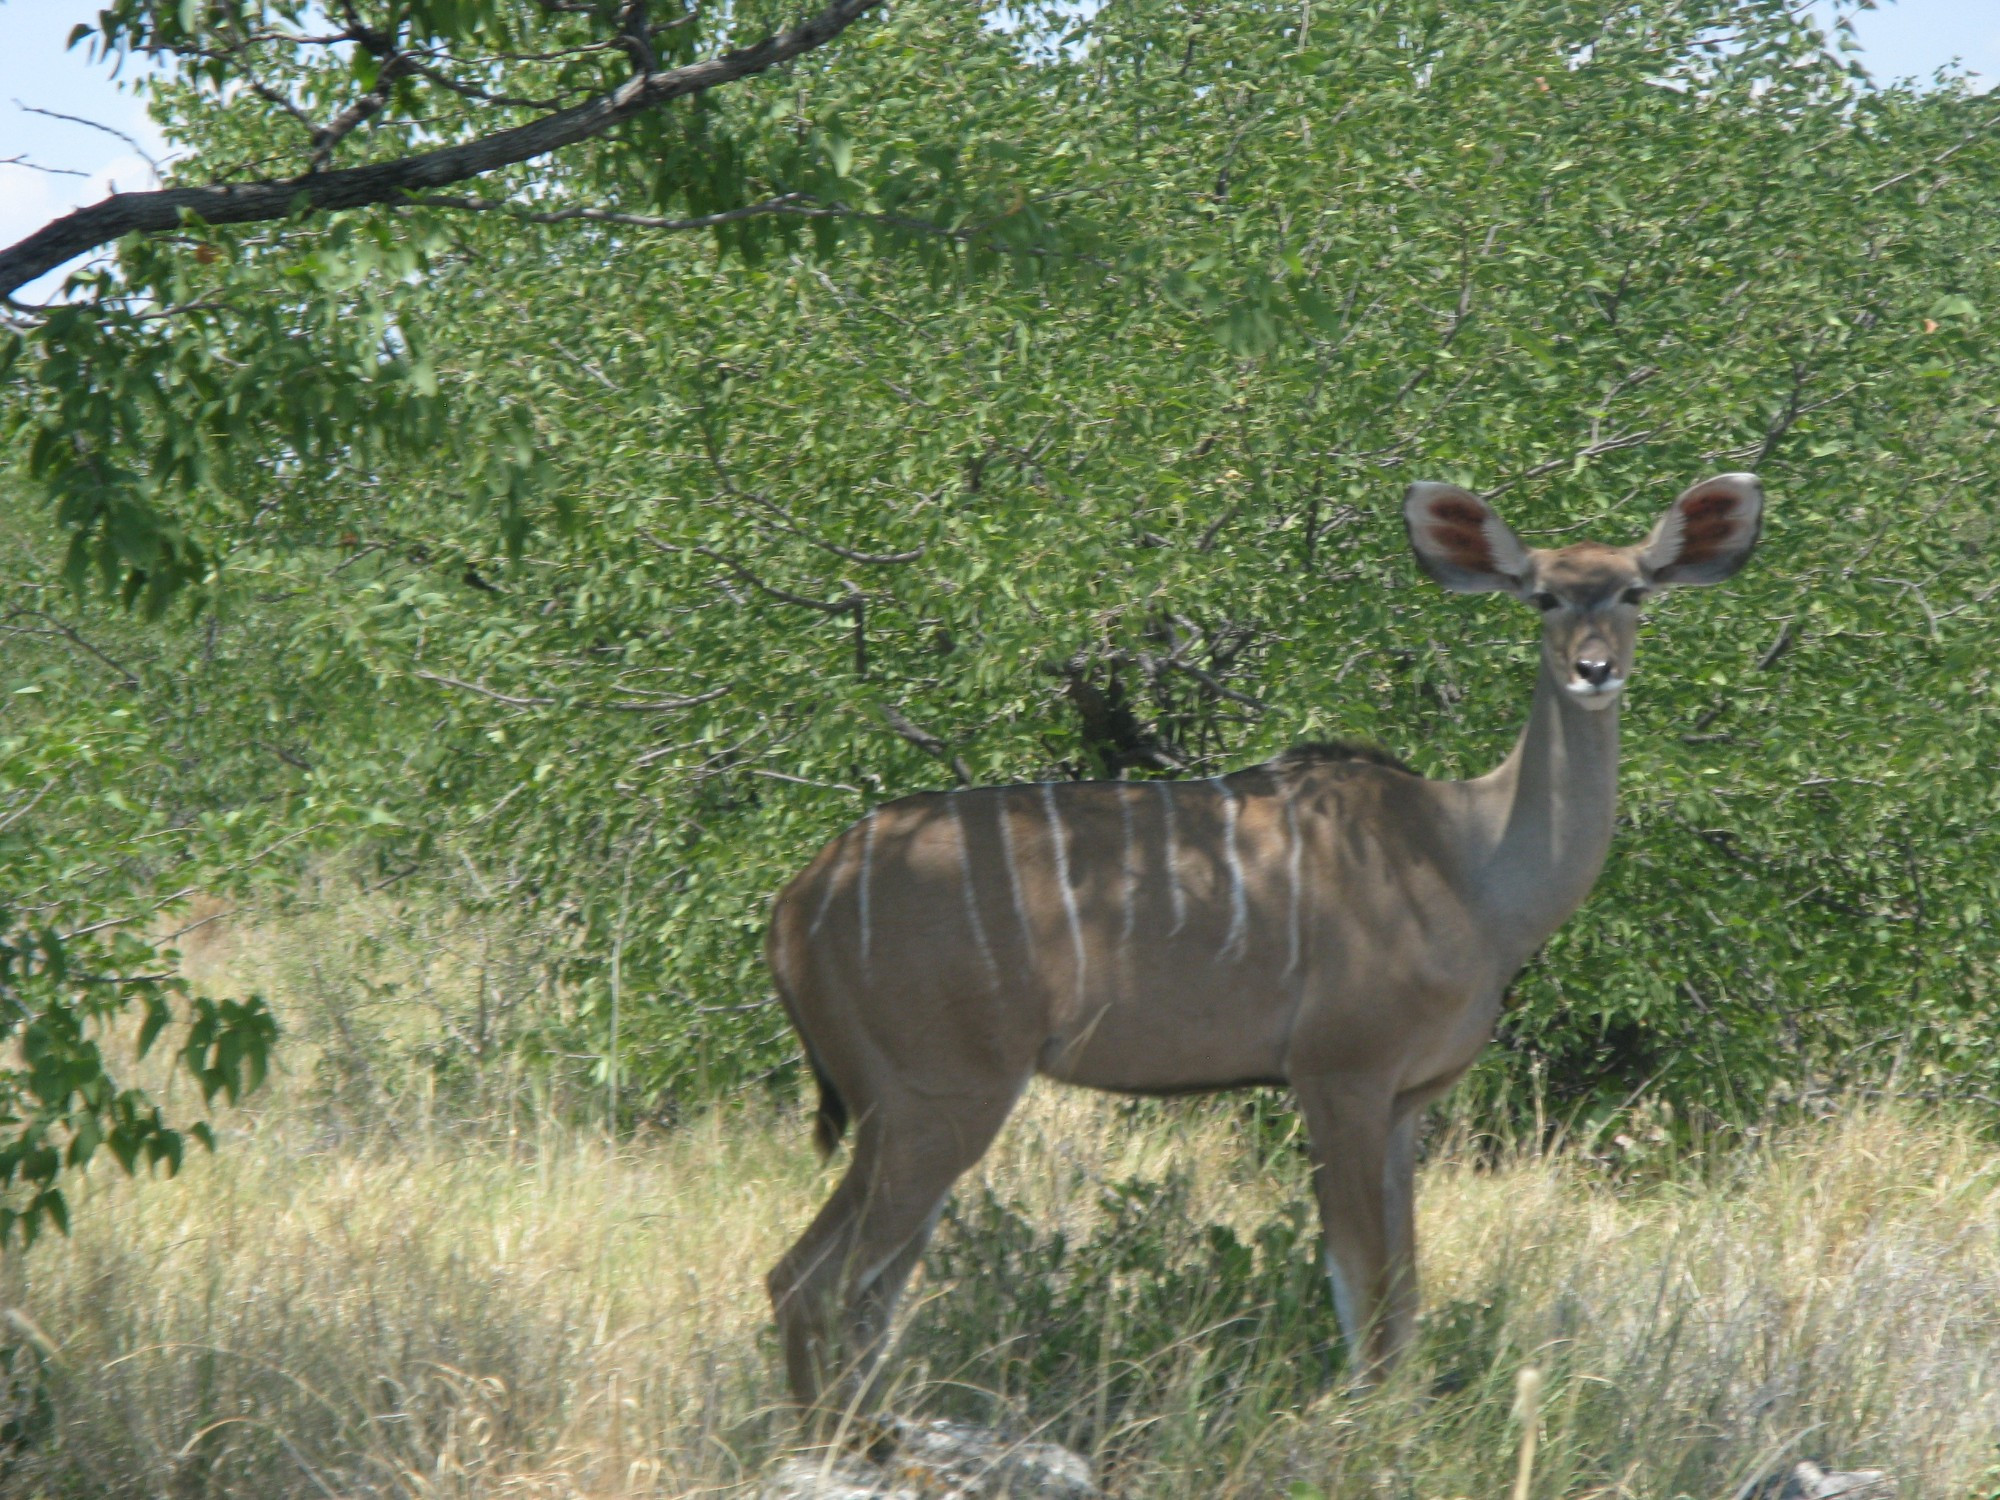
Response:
1813,0,2000,85
2,0,1996,300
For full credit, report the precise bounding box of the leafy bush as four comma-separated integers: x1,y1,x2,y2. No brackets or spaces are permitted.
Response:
914,1169,1337,1440
0,699,279,1244
5,0,1998,1136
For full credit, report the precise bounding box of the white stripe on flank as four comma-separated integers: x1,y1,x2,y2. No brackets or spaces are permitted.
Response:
1041,783,1088,1005
1117,786,1140,957
949,798,1002,988
1155,780,1186,935
810,828,849,936
1284,790,1305,976
1213,777,1248,963
996,790,1034,956
857,807,878,968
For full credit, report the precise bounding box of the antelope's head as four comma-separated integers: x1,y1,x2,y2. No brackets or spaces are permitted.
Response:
1403,474,1764,711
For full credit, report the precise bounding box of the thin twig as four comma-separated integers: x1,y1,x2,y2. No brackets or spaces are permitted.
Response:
881,706,972,784
13,101,161,175
1,610,143,687
749,768,862,793
0,779,57,835
678,541,863,616
412,670,555,707
1866,111,2000,194
600,685,733,711
0,155,88,178
414,191,829,232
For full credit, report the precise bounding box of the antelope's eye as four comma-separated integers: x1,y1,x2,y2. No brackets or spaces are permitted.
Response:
1532,592,1561,612
1621,587,1648,607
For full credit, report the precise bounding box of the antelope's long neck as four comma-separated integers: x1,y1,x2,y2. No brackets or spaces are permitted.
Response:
1452,661,1621,962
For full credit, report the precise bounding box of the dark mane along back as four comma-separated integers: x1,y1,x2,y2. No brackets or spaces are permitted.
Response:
1265,739,1419,777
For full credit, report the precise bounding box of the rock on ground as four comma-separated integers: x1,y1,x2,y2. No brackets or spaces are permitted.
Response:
1761,1460,1895,1499
760,1418,1097,1500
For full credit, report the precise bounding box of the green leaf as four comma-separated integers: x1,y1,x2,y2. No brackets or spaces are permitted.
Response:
136,995,170,1058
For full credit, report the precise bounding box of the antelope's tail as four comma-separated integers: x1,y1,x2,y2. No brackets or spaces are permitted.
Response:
807,1055,849,1160
768,903,849,1161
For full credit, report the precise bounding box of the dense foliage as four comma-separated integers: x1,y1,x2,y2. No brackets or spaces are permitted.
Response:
3,0,1997,1209
0,617,286,1242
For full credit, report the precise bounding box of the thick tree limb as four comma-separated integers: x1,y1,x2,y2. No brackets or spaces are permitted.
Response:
0,0,883,300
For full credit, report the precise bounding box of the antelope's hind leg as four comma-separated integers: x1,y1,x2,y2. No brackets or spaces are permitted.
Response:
767,1152,867,1417
767,1081,1021,1422
845,1198,945,1392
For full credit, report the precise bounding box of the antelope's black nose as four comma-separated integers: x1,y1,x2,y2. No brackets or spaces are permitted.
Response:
1576,657,1614,687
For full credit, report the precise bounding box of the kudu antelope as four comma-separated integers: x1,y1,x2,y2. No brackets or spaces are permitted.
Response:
765,474,1763,1411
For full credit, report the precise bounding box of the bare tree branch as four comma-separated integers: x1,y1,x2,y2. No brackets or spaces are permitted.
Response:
415,667,729,713
0,779,57,836
601,684,733,711
750,767,862,793
414,190,838,232
1163,655,1266,711
396,56,579,111
1,610,143,687
691,416,929,563
881,705,972,784
245,80,320,137
13,102,161,175
1484,427,1662,496
0,0,883,300
1866,110,2000,195
671,539,864,617
309,53,416,171
0,156,89,179
413,669,554,707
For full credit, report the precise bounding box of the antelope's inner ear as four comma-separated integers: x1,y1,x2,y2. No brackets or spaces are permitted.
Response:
1639,474,1764,587
1403,482,1533,594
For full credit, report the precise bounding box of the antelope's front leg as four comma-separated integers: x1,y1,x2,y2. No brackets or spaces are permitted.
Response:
1379,1104,1422,1362
1292,1072,1407,1379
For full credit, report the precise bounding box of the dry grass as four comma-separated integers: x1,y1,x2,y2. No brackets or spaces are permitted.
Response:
3,1085,1997,1499
1,895,1993,1497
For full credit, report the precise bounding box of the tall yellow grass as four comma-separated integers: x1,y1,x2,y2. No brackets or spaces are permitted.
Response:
3,902,1994,1496
4,1086,1997,1499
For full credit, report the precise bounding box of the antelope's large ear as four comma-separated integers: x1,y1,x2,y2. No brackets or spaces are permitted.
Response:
1638,473,1764,586
1403,482,1533,594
